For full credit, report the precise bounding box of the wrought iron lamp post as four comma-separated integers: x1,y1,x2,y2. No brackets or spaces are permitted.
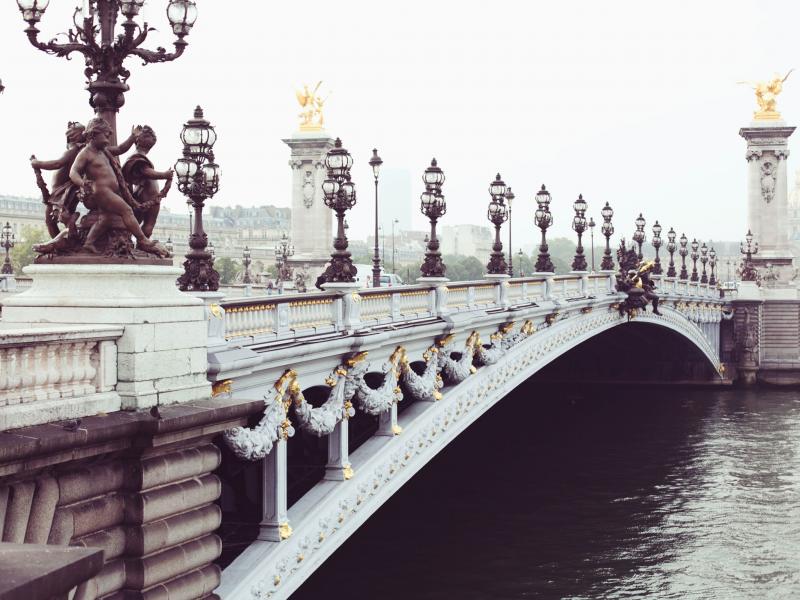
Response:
588,217,596,272
709,247,717,286
700,243,709,284
651,221,663,274
633,213,646,260
320,138,357,284
571,194,588,271
486,174,509,275
517,249,524,277
505,187,515,276
275,233,295,288
16,0,197,142
391,218,399,276
165,236,174,256
740,229,759,281
207,240,215,259
1,222,15,275
666,228,677,277
600,202,615,271
175,106,220,292
690,238,700,282
242,245,253,284
420,159,447,279
534,185,555,273
369,148,383,287
679,233,689,280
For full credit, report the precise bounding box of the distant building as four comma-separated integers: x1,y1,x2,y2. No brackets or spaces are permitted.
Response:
440,224,493,258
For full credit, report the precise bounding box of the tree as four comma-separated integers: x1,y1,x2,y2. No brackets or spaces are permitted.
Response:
215,257,241,285
10,225,48,276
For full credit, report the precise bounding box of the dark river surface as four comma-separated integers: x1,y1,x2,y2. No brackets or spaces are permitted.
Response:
292,384,800,599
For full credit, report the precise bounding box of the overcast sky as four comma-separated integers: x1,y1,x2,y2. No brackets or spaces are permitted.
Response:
1,0,799,247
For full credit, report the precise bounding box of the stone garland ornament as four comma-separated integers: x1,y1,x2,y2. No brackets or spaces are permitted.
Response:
292,368,354,436
399,346,444,402
437,332,480,384
500,320,536,349
349,349,404,416
473,331,506,366
223,370,296,461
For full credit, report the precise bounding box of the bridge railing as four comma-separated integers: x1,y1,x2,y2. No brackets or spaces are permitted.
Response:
218,273,624,342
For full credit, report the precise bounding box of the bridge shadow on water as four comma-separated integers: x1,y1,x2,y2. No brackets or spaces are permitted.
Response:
290,322,734,599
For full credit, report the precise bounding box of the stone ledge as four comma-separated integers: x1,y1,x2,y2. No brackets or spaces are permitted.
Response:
0,398,264,475
0,542,104,600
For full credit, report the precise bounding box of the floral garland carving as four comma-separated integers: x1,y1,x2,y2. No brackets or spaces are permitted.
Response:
293,367,353,437
437,331,480,384
350,348,404,415
399,346,443,402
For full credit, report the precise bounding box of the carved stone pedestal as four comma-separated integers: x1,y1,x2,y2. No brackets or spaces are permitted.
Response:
1,264,211,409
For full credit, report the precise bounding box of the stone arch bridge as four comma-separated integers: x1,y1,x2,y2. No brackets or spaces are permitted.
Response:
208,272,728,598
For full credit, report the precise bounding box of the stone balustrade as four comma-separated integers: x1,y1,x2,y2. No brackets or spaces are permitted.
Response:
0,326,123,430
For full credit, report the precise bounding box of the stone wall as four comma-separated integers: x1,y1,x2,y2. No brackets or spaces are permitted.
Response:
0,397,262,600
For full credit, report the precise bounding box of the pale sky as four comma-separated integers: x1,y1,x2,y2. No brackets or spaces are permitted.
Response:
1,0,799,247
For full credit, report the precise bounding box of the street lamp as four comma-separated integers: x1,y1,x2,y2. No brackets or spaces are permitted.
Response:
242,245,253,284
709,246,717,286
666,228,677,277
600,201,615,271
16,0,197,142
690,238,700,282
391,218,399,276
1,222,15,275
571,193,588,272
486,174,509,275
165,236,174,256
740,229,759,281
651,221,663,274
369,148,383,288
275,233,295,291
700,242,709,284
207,240,215,260
633,213,646,260
679,233,689,280
534,185,555,273
420,158,447,279
175,106,220,292
588,217,596,272
506,187,515,276
320,138,357,284
517,248,524,277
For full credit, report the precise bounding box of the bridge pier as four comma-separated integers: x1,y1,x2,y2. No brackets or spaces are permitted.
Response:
324,420,353,481
259,439,291,542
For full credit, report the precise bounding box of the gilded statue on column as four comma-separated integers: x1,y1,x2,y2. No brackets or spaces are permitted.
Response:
295,81,328,131
738,70,793,120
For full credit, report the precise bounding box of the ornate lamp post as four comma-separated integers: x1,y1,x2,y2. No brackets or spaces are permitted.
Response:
534,185,555,273
632,213,646,260
207,240,215,259
740,229,759,281
588,217,596,272
391,218,399,275
486,174,509,275
505,187,515,276
571,194,588,271
690,238,700,282
165,236,174,256
369,148,383,287
700,242,709,283
709,247,717,286
420,159,447,279
666,228,677,277
175,106,220,292
1,222,15,275
679,233,689,280
242,245,253,284
275,233,295,289
651,221,663,274
600,202,615,271
517,248,524,277
320,138,357,284
16,0,197,142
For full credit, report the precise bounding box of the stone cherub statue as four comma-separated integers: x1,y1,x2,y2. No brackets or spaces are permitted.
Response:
121,125,173,238
738,70,793,119
31,117,169,259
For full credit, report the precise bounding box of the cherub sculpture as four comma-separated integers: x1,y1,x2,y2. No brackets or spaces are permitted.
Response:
122,125,173,238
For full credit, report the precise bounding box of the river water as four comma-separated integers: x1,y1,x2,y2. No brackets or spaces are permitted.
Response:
293,385,800,599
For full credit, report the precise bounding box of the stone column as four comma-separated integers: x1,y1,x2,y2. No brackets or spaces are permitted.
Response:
740,122,796,282
283,132,336,279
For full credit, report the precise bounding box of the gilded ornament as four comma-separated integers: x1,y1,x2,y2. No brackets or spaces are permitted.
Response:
295,81,328,131
278,522,293,540
209,303,223,319
346,351,368,367
211,379,232,398
343,464,354,480
738,70,793,120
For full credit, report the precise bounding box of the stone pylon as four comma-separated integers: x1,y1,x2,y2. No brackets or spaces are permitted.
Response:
740,120,796,282
283,132,336,278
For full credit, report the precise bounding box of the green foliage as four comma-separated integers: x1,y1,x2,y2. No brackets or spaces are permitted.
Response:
10,225,47,276
215,256,241,285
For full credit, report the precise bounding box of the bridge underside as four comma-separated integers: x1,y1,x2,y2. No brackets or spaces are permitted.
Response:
535,321,721,385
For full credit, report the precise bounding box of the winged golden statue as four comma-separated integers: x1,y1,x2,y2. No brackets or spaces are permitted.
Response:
296,81,327,131
738,70,793,120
